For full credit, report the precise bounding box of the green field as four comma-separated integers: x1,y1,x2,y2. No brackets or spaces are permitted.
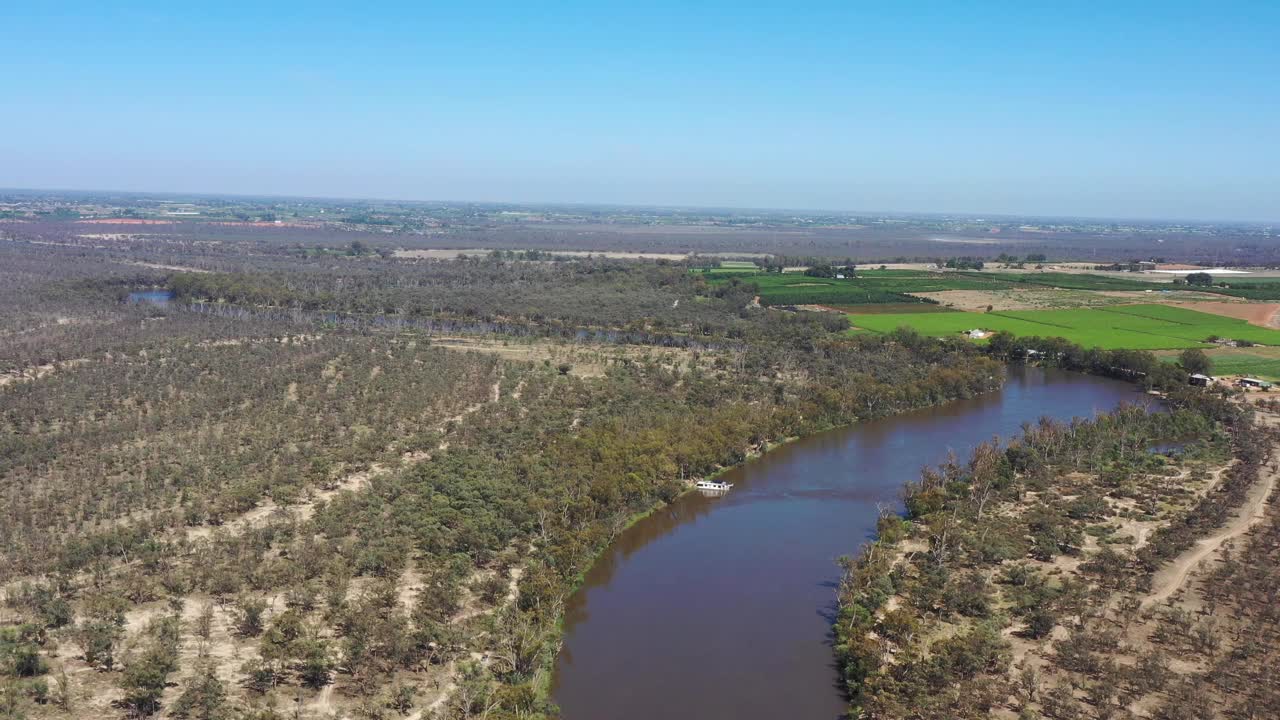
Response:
1162,351,1280,380
698,269,1023,306
827,303,956,314
712,260,760,273
1201,282,1280,301
850,304,1280,350
698,267,1238,316
1159,345,1280,380
698,268,1176,308
992,272,1158,291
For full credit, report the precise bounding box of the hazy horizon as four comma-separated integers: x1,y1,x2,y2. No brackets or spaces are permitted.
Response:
4,2,1278,223
6,184,1278,226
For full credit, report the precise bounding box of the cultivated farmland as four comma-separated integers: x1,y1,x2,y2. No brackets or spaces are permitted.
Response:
698,269,1021,307
1159,346,1280,380
850,304,1280,350
699,268,1194,309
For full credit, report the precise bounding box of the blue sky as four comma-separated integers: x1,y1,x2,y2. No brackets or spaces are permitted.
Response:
3,2,1278,220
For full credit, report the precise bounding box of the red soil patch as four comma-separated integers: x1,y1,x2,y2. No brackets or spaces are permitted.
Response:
1173,301,1280,327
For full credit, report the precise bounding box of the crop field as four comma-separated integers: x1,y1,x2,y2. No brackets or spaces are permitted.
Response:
850,304,1280,350
1198,353,1280,379
828,303,955,314
1159,347,1280,380
709,260,760,273
994,271,1159,291
700,268,1180,307
1202,282,1280,301
698,269,1022,306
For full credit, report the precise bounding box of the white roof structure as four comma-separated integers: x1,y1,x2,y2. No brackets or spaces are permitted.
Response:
1150,268,1251,275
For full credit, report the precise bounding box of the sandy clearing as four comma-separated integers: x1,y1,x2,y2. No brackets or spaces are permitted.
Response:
912,288,1123,312
1093,289,1237,302
122,260,212,273
431,335,697,378
1170,301,1280,327
394,248,498,259
928,237,1004,245
537,249,690,259
186,377,505,541
914,288,1244,312
791,304,847,314
394,248,692,261
0,358,90,388
430,337,606,376
75,218,175,225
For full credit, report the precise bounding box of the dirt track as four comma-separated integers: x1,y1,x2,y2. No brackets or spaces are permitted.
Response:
1142,411,1279,608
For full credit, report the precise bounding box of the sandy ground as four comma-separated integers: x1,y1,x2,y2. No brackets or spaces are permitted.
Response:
538,249,690,260
928,237,1006,245
394,248,691,260
430,335,697,377
1142,460,1276,607
1170,301,1280,327
792,304,847,314
1093,289,1244,302
395,248,509,259
186,376,504,541
1143,407,1280,608
0,358,89,388
122,260,212,273
913,288,1249,312
75,218,175,225
915,288,1090,311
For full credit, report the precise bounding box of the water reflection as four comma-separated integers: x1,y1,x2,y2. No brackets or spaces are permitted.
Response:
552,367,1145,720
127,290,174,306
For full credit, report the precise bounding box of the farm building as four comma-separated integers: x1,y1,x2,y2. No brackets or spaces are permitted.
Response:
1189,373,1211,387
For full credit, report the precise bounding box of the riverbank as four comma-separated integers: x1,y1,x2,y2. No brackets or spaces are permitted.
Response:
550,367,1141,720
534,381,1010,707
834,389,1264,718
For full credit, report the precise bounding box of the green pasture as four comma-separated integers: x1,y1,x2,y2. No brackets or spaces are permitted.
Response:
1162,351,1280,380
994,272,1158,291
699,267,1177,307
696,265,1263,317
1201,281,1280,301
698,269,1022,306
712,260,759,272
849,304,1280,350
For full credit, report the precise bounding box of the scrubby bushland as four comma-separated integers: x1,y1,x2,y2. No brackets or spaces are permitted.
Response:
1,238,1006,718
833,386,1265,719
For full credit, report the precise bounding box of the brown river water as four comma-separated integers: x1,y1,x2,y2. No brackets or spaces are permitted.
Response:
551,366,1148,719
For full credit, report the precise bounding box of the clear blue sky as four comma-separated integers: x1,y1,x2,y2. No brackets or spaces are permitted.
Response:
3,2,1277,221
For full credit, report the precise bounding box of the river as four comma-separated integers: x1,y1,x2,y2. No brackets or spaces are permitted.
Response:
551,366,1148,719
